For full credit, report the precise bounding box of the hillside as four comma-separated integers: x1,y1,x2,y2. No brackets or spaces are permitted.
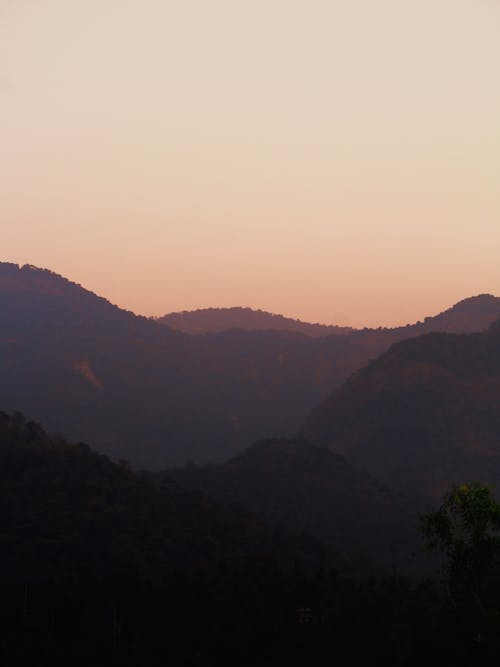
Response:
0,410,338,584
164,437,421,570
408,294,500,335
301,322,500,501
0,410,448,666
158,306,354,336
0,263,362,466
1,261,498,468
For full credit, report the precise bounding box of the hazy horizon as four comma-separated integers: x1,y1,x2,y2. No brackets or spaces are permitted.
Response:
2,0,499,327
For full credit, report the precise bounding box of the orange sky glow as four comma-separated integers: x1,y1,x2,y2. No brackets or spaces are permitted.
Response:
1,0,499,327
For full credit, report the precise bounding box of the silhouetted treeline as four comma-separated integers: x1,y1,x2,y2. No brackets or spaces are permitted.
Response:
4,557,499,666
1,567,447,667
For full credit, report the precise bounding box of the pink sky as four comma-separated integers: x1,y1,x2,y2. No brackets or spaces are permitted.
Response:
1,0,499,327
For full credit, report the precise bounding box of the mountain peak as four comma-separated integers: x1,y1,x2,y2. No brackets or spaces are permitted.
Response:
417,293,500,334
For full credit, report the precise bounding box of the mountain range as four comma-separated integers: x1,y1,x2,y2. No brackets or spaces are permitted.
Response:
1,261,499,468
3,260,500,663
159,297,500,336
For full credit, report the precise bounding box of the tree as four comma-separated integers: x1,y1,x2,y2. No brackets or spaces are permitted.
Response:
420,483,500,654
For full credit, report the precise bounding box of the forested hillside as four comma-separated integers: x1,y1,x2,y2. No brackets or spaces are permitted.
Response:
0,410,337,584
302,321,500,500
165,437,420,570
0,409,491,665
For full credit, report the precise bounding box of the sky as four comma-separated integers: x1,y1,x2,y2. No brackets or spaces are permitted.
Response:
1,0,499,327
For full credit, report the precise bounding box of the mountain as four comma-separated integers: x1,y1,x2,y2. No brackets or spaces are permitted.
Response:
163,437,421,570
159,296,500,337
301,322,500,501
158,306,354,336
1,261,498,468
0,410,338,584
409,294,500,334
0,263,361,466
0,411,449,667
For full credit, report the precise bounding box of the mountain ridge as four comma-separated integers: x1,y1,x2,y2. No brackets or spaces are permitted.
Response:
158,295,500,337
158,306,354,336
2,260,499,468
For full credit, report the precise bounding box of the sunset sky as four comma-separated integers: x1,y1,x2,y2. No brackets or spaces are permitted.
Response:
1,0,499,327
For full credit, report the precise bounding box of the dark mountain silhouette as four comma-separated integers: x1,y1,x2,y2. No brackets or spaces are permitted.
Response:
158,306,354,336
0,410,338,584
1,261,498,467
301,321,500,501
159,296,500,337
1,411,452,667
163,437,421,570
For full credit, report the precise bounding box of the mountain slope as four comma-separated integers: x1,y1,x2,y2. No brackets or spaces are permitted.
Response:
301,322,500,500
0,412,448,667
164,437,420,569
408,294,500,334
0,411,337,584
0,263,361,466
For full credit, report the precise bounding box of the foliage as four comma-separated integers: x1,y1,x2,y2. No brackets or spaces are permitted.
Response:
420,483,500,657
421,483,500,597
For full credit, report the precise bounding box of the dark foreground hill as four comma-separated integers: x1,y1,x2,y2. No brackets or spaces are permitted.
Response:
1,262,498,467
0,410,338,584
0,412,458,667
302,321,500,501
164,438,421,570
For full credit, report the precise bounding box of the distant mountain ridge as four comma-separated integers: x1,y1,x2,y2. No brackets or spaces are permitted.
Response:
1,260,498,468
405,294,500,335
158,296,500,337
158,307,354,336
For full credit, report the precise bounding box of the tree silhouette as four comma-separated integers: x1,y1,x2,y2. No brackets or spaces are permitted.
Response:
421,482,500,654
